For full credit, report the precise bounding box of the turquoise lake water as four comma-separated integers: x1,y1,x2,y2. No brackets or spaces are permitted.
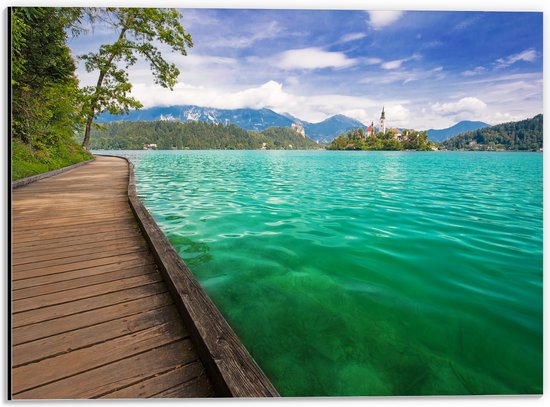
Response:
101,150,542,396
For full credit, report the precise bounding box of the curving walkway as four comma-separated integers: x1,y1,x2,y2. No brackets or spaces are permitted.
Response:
11,156,215,399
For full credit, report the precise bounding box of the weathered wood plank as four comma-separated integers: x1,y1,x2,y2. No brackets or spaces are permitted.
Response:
12,234,145,261
12,251,151,280
13,282,167,328
13,263,157,301
13,239,148,266
13,292,173,345
101,361,208,398
13,305,182,367
13,272,162,313
13,339,200,399
152,373,215,398
11,158,95,189
12,258,156,290
12,230,140,252
12,242,148,270
11,219,138,236
12,321,187,395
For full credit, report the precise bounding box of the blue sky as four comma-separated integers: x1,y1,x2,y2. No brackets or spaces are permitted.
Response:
69,9,543,129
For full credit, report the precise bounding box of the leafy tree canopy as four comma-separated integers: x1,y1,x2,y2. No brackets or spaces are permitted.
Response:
80,8,193,149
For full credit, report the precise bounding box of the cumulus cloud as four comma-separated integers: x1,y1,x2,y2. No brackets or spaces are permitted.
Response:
386,104,411,122
128,80,408,124
431,97,487,116
367,11,405,29
495,49,537,69
275,47,357,70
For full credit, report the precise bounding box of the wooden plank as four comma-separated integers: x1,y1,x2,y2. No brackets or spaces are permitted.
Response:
12,258,156,290
12,251,152,280
13,282,167,328
127,159,279,397
12,222,138,245
13,263,157,301
11,218,138,236
13,292,172,345
12,319,186,394
13,305,182,367
101,361,207,398
12,158,95,189
13,272,162,313
13,242,148,273
13,239,148,266
12,229,141,251
13,339,200,399
12,234,145,261
152,373,215,398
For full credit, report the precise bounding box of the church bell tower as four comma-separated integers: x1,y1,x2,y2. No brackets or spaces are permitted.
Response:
380,107,386,133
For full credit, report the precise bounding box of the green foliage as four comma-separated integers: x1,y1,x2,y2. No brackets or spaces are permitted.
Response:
12,138,92,180
443,115,543,151
11,7,81,147
80,8,193,149
11,7,91,180
81,121,320,150
328,128,434,151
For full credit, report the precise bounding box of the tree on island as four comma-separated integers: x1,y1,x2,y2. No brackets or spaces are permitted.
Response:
80,8,193,150
328,128,434,151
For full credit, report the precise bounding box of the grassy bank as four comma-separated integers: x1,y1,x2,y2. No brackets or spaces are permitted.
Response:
12,138,93,181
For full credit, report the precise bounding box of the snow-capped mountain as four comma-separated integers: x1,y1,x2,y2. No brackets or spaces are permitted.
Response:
97,105,365,142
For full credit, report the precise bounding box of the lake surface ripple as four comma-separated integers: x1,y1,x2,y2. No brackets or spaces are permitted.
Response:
107,150,542,396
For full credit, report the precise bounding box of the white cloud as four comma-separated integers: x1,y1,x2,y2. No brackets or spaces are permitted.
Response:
431,97,487,116
386,104,411,123
382,59,407,70
367,11,405,29
207,21,283,49
495,49,537,69
462,66,486,77
381,53,421,70
127,80,408,124
363,57,383,65
275,47,357,70
340,32,367,43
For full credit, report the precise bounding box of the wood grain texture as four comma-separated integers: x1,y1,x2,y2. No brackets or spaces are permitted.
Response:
11,156,213,399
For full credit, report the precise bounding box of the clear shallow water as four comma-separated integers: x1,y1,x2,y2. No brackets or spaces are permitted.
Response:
99,150,542,396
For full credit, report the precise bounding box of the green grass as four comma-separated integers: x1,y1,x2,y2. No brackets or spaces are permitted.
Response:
11,138,93,181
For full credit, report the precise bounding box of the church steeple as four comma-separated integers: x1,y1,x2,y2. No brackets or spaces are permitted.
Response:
380,107,386,133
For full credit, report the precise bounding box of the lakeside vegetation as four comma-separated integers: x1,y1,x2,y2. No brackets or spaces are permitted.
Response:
83,121,320,150
11,7,192,180
328,128,435,151
11,8,92,180
443,114,543,151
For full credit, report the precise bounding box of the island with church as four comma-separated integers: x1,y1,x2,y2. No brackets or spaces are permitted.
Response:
328,107,436,151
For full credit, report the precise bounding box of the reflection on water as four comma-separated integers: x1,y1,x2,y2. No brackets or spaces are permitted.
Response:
97,150,542,396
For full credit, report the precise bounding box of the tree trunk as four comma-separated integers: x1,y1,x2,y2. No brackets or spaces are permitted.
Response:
82,114,93,150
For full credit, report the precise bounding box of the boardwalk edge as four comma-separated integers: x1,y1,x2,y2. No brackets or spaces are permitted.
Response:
12,159,96,189
119,155,279,398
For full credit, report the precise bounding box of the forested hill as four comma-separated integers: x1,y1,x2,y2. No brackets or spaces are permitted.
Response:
443,115,543,151
86,121,320,150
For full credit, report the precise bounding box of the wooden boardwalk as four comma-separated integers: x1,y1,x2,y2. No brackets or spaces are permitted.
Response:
11,156,215,399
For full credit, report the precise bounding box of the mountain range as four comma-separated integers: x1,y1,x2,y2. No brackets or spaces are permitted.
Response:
98,105,490,143
426,120,490,142
98,105,364,143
